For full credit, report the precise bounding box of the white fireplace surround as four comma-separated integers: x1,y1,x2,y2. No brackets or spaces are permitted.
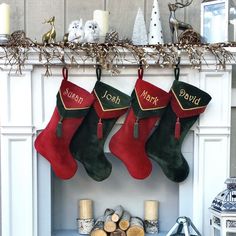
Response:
0,51,233,236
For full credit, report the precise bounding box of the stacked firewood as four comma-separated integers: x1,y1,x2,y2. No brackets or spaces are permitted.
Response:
90,205,145,236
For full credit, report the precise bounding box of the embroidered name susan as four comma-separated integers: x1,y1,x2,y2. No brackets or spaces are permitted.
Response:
140,90,159,105
179,89,201,105
101,90,120,104
63,88,84,104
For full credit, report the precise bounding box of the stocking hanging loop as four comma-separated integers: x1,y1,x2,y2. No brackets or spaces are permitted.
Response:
96,64,102,81
174,54,181,81
62,66,68,81
138,61,144,80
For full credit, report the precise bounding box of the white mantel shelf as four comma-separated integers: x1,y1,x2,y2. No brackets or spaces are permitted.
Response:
0,51,233,236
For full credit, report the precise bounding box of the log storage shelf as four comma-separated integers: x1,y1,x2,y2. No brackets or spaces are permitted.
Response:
52,230,167,236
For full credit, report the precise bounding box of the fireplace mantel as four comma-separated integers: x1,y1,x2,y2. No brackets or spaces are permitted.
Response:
0,51,233,236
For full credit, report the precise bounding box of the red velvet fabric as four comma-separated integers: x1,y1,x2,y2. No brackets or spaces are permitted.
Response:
34,79,94,180
109,108,159,179
109,79,170,179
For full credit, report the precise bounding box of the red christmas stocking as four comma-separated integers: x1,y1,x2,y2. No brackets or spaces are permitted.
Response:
109,76,171,179
34,68,95,180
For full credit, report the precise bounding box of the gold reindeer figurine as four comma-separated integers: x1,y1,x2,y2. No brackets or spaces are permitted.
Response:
42,16,56,44
169,0,193,43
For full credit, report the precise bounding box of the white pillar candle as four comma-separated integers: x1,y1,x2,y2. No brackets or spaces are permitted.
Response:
78,199,93,219
144,200,159,221
0,3,10,35
93,10,109,37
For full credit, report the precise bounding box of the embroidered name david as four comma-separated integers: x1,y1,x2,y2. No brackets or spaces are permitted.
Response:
63,88,84,104
140,90,159,105
179,89,201,105
101,90,121,104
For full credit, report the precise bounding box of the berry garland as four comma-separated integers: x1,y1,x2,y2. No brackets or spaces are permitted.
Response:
0,31,235,75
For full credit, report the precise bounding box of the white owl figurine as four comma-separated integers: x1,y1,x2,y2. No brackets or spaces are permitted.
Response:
84,20,100,43
68,19,84,43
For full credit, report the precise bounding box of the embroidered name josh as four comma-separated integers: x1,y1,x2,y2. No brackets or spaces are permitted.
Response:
101,90,120,104
140,90,159,105
179,89,201,105
63,88,84,104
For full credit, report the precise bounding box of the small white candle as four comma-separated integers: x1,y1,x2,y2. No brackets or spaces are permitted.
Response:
144,200,159,221
0,3,10,35
93,10,109,37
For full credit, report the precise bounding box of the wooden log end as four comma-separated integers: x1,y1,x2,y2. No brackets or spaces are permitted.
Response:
118,220,130,231
104,221,117,233
110,228,126,236
90,229,107,236
111,214,119,222
126,226,145,236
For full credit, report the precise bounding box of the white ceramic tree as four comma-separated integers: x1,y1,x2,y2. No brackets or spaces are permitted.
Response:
148,0,164,44
132,8,148,45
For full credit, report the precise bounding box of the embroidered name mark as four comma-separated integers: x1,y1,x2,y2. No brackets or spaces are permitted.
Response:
179,89,201,105
101,90,120,104
63,88,84,104
140,90,159,105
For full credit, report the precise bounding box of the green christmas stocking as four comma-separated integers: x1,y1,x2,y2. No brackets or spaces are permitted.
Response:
70,80,131,181
146,79,212,182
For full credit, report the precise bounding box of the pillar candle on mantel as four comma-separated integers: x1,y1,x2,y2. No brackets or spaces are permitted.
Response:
79,199,93,219
93,10,109,37
144,200,159,220
0,3,10,35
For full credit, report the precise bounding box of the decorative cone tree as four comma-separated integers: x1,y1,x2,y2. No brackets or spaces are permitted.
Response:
132,8,148,45
148,0,164,44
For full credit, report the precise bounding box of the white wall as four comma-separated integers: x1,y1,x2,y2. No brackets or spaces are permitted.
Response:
0,0,201,43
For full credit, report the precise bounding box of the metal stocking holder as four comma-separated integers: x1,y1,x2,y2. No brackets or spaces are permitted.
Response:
166,217,202,236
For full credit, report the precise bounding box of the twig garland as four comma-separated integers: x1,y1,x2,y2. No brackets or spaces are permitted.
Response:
0,31,235,75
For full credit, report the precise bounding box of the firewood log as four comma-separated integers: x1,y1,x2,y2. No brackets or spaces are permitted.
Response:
104,215,116,232
126,217,144,236
110,228,126,236
91,209,114,236
111,205,124,222
118,210,131,231
90,216,107,236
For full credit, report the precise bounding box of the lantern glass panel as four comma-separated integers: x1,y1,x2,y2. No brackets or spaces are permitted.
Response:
203,2,226,43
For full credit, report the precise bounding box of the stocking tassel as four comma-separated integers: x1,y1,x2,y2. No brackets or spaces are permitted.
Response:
56,116,63,137
134,118,139,139
97,118,103,139
175,117,181,140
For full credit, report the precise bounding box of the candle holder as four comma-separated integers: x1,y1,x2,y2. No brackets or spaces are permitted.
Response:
0,34,9,44
144,219,159,234
77,218,95,235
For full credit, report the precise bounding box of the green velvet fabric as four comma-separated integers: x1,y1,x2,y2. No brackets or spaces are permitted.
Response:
94,81,130,113
70,80,131,181
146,79,212,183
70,106,117,181
146,104,198,183
171,80,212,111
